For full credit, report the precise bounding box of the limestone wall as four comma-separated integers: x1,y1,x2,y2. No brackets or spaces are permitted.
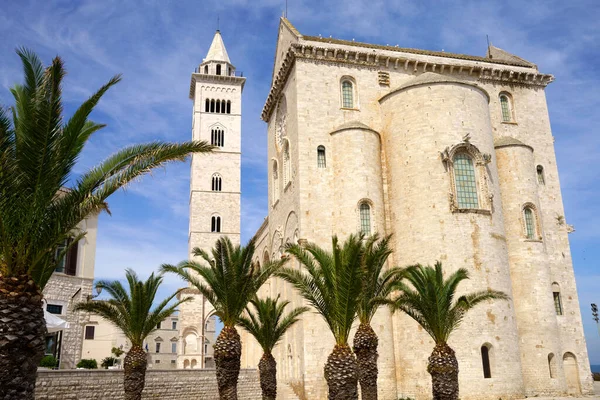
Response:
35,369,261,399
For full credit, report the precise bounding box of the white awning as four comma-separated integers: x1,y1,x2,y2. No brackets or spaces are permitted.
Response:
44,309,70,333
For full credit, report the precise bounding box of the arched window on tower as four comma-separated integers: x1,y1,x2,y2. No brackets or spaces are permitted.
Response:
211,216,221,233
481,344,492,378
205,99,210,112
317,145,326,168
216,100,221,114
204,65,208,74
552,283,563,316
453,153,479,209
548,353,557,378
210,99,215,113
359,202,372,236
211,174,222,191
537,165,545,185
211,128,224,147
523,205,538,240
341,79,355,109
216,64,222,76
499,93,515,123
283,141,291,187
272,160,280,205
227,100,231,114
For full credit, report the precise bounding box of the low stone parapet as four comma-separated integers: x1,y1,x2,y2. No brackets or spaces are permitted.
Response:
36,368,261,399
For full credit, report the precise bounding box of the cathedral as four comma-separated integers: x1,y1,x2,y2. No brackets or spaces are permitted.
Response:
178,18,594,400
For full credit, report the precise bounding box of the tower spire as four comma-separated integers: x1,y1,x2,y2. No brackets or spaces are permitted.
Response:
204,30,231,64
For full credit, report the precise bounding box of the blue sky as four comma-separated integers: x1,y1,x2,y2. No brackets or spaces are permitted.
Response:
1,0,599,364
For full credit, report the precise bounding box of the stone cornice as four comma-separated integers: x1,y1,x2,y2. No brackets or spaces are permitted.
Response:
261,43,554,121
189,73,246,99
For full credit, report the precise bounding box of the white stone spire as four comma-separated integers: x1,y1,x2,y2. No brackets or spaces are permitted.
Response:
204,30,231,63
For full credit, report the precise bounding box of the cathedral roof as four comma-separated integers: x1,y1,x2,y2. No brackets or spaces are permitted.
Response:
380,72,489,102
204,30,231,63
330,121,378,135
494,136,533,150
486,45,536,68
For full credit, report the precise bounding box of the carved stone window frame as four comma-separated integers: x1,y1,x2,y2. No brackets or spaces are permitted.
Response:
356,198,375,236
441,139,492,215
521,202,543,241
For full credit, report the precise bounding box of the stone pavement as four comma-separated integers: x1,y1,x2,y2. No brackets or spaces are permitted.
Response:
515,382,600,400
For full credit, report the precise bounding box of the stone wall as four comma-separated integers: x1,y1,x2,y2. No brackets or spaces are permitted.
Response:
35,369,261,399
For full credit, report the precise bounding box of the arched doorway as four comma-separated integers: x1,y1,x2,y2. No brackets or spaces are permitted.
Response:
183,359,190,369
563,352,581,395
191,359,198,369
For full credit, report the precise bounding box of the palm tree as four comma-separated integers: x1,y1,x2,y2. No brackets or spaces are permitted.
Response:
277,234,364,400
75,270,187,400
392,262,508,400
354,234,406,400
237,296,308,400
161,237,286,400
0,48,211,398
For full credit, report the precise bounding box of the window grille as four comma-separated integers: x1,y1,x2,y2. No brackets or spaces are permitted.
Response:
553,292,563,315
211,129,224,147
524,208,535,239
317,146,326,168
453,154,479,209
500,95,511,122
342,81,354,108
359,203,371,236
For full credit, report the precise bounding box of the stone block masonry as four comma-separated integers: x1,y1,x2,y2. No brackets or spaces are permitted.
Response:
35,369,261,399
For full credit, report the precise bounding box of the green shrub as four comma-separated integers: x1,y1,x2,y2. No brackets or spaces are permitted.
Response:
101,356,118,369
39,355,57,368
593,372,600,381
76,359,98,369
111,346,124,358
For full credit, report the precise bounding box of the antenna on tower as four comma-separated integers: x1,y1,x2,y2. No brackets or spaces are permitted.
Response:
486,34,491,58
285,0,288,18
217,15,220,31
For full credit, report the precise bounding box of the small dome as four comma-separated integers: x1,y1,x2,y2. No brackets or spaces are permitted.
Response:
330,121,378,135
380,72,489,103
494,136,533,151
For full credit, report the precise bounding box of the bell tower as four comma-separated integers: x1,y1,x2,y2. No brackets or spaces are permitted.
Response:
177,30,245,369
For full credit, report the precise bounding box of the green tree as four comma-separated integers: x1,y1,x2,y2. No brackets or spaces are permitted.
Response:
237,296,308,400
393,262,508,400
276,234,364,400
161,237,285,400
354,234,406,400
75,270,186,400
0,48,211,399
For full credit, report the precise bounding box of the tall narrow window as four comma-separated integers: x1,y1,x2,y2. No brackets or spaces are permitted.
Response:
216,100,221,114
85,326,95,340
172,321,177,330
216,64,221,75
359,202,371,236
227,100,231,114
212,174,222,191
211,129,224,147
172,343,177,354
155,342,161,353
211,216,221,233
537,165,545,185
272,161,280,205
205,99,210,112
500,94,513,122
204,65,208,74
524,207,536,239
317,146,326,168
283,142,291,187
548,353,557,378
481,345,492,378
453,153,479,209
210,99,215,113
341,80,354,108
552,283,563,315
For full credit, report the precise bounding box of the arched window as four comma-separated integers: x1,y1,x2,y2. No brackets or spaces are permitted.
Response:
211,216,221,233
317,145,326,168
216,64,221,75
453,153,479,209
272,160,280,205
211,128,224,147
211,174,222,191
481,344,492,378
537,165,545,185
204,339,210,354
552,283,563,315
227,100,231,114
341,80,354,108
499,93,514,122
359,202,371,236
205,99,210,112
216,99,221,113
523,206,537,239
210,99,215,113
548,353,557,378
283,141,291,187
204,65,208,74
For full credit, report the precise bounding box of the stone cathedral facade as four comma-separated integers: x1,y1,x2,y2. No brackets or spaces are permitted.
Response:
183,19,594,400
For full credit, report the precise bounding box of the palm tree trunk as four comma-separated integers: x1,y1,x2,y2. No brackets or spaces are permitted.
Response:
214,325,241,400
0,274,46,400
123,345,148,400
353,322,379,400
324,344,358,400
258,352,277,400
427,342,459,400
